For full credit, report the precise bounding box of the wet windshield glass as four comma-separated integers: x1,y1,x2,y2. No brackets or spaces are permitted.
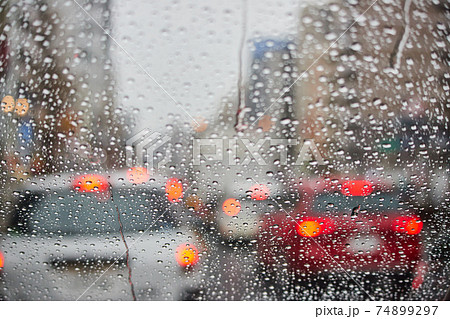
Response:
313,192,405,214
0,0,448,303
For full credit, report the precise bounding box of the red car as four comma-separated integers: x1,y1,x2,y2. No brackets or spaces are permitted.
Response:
258,178,424,299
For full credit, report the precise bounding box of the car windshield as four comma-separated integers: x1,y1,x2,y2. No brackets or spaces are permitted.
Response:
0,0,448,304
27,189,175,235
313,191,405,214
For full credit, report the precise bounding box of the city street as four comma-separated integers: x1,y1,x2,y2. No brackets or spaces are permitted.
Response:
0,0,448,304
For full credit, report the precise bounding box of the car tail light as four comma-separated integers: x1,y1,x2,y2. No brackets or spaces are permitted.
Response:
222,198,241,216
73,174,109,193
0,251,4,268
249,184,270,201
392,216,423,235
297,217,334,238
341,180,373,196
175,243,199,267
165,178,184,203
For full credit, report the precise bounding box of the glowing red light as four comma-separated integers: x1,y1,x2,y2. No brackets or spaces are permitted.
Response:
0,251,4,268
165,178,184,203
175,243,199,267
222,198,241,216
249,184,270,201
297,220,321,237
73,174,109,193
296,217,334,237
392,216,423,235
341,180,374,196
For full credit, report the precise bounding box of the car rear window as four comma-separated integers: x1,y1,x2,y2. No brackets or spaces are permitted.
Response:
312,191,406,214
20,188,176,235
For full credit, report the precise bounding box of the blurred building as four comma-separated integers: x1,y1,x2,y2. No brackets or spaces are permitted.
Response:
0,0,126,230
0,0,122,178
295,0,448,174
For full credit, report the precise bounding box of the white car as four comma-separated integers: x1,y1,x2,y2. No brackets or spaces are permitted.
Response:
0,171,204,300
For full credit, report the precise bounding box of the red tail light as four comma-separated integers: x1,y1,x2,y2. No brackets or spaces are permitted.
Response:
165,178,184,203
392,216,423,235
73,174,109,193
341,180,374,196
175,243,199,267
296,217,334,237
222,198,241,216
249,184,270,201
0,251,4,268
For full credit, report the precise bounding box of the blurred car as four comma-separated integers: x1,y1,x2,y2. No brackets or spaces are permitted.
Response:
0,170,204,300
217,178,297,242
258,178,424,299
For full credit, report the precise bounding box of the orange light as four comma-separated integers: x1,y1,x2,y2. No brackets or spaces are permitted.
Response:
165,178,183,203
341,180,374,196
73,174,109,193
297,220,322,237
249,184,270,201
0,251,4,268
222,198,241,216
15,98,30,117
175,243,199,267
1,95,15,113
393,216,423,235
126,167,150,184
191,116,208,132
296,217,334,237
406,218,423,235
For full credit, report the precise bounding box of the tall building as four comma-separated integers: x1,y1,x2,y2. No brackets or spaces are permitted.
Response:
295,0,449,172
0,0,121,177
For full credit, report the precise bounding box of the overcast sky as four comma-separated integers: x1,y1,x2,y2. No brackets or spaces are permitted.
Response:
110,0,303,133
